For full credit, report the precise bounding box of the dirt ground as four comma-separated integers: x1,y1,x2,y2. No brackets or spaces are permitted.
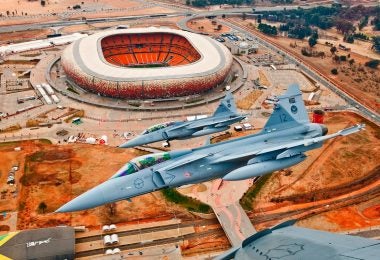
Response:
0,29,53,44
0,141,197,231
187,18,230,35
182,228,230,257
277,39,379,113
297,196,380,231
251,112,380,231
0,0,140,16
0,0,175,26
236,90,263,110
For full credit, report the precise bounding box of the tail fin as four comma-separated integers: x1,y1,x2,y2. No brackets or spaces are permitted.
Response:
213,91,237,117
262,84,309,132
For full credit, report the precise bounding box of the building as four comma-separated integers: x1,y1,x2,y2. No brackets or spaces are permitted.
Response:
61,27,233,99
231,41,259,55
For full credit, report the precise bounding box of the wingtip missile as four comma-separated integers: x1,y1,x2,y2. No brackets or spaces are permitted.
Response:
338,123,366,136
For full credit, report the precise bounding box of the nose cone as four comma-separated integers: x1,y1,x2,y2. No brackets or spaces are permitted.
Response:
56,184,107,213
320,124,328,136
119,133,164,148
119,135,147,148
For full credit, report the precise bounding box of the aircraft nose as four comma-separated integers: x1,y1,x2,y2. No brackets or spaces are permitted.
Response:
119,136,144,148
320,124,328,136
55,185,107,213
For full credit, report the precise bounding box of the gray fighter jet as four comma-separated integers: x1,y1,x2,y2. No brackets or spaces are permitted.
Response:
119,91,246,148
215,220,380,260
56,84,365,212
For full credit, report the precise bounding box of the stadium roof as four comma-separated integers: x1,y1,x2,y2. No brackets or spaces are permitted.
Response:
63,27,231,81
0,33,87,56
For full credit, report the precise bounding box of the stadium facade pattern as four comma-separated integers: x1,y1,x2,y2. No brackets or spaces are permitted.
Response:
61,28,233,99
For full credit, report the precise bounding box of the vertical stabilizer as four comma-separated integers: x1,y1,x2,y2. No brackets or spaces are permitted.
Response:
213,92,237,116
262,84,309,132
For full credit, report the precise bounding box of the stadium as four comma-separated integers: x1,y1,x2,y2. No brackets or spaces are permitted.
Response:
61,27,233,99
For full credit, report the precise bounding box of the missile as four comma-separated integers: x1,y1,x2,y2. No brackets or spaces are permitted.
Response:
192,126,229,137
223,154,306,181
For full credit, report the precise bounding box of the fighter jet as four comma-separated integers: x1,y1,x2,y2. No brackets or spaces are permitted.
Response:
56,84,365,212
119,91,246,148
215,220,380,260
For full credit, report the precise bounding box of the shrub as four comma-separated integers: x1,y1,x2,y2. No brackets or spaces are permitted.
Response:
365,59,380,69
331,68,338,75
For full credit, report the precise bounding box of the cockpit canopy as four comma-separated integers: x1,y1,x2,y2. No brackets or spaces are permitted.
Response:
141,121,175,135
110,152,171,179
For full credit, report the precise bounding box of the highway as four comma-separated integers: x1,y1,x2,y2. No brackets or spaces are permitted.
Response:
0,2,336,34
0,13,184,34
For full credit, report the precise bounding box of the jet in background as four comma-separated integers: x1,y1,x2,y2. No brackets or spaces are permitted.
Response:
56,84,365,212
215,220,380,260
119,91,246,148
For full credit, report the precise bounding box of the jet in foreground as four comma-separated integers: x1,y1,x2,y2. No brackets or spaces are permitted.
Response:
56,84,365,212
215,220,380,260
119,91,246,148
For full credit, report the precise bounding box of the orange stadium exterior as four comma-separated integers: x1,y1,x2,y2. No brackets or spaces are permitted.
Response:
61,27,233,99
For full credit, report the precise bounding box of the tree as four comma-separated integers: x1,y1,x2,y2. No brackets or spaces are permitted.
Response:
333,55,340,63
41,0,46,7
258,23,278,35
301,48,312,57
358,15,368,30
349,59,355,66
335,19,355,34
279,24,289,31
106,203,117,216
331,68,338,75
344,34,354,43
373,16,380,31
288,25,312,39
191,0,207,7
38,202,47,213
330,46,337,55
365,59,380,69
308,36,317,47
372,36,380,53
186,0,190,5
308,31,318,48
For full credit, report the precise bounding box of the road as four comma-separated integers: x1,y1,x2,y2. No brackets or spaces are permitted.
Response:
0,2,338,34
